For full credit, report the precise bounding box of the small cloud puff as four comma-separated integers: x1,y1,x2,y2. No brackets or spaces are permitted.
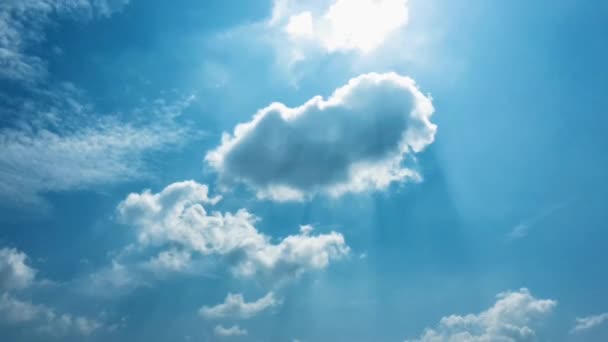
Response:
206,72,436,201
0,247,37,290
572,312,608,333
200,292,281,320
214,324,248,337
406,288,557,342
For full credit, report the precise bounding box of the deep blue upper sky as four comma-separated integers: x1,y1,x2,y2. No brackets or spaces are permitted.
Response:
1,1,607,341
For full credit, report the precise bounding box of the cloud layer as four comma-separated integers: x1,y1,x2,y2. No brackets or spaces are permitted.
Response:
200,292,281,320
0,293,102,337
406,289,557,342
117,180,349,279
207,72,436,201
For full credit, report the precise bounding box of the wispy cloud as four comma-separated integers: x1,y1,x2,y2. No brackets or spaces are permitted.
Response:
0,0,130,82
0,93,196,207
214,324,248,337
508,201,572,240
0,0,193,210
571,312,608,333
199,292,281,320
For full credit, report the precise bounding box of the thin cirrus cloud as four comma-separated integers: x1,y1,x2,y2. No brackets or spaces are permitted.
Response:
571,312,608,333
508,201,571,240
116,180,350,280
214,324,248,337
0,246,104,337
206,72,436,201
0,1,184,209
405,288,557,342
199,292,281,320
0,1,179,209
0,0,130,82
0,94,195,207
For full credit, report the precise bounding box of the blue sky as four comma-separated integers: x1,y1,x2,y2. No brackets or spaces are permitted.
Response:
1,0,607,341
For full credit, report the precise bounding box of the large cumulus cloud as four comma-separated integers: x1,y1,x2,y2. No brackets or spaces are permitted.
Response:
206,72,436,201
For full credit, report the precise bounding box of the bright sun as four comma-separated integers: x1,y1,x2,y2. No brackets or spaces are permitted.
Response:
285,0,409,53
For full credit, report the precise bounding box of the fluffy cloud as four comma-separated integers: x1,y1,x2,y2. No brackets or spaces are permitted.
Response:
214,324,248,337
117,180,349,279
200,292,281,320
0,293,102,336
572,312,608,333
0,0,130,82
0,247,36,290
278,0,409,53
206,72,436,201
406,289,557,342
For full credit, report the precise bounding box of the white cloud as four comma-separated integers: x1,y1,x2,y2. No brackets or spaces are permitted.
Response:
274,0,409,53
142,249,192,274
406,289,557,342
0,246,104,337
81,260,145,297
206,72,436,201
0,0,130,82
117,180,350,279
0,247,36,290
0,293,102,337
0,94,194,206
214,324,248,337
572,312,608,333
199,292,281,320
